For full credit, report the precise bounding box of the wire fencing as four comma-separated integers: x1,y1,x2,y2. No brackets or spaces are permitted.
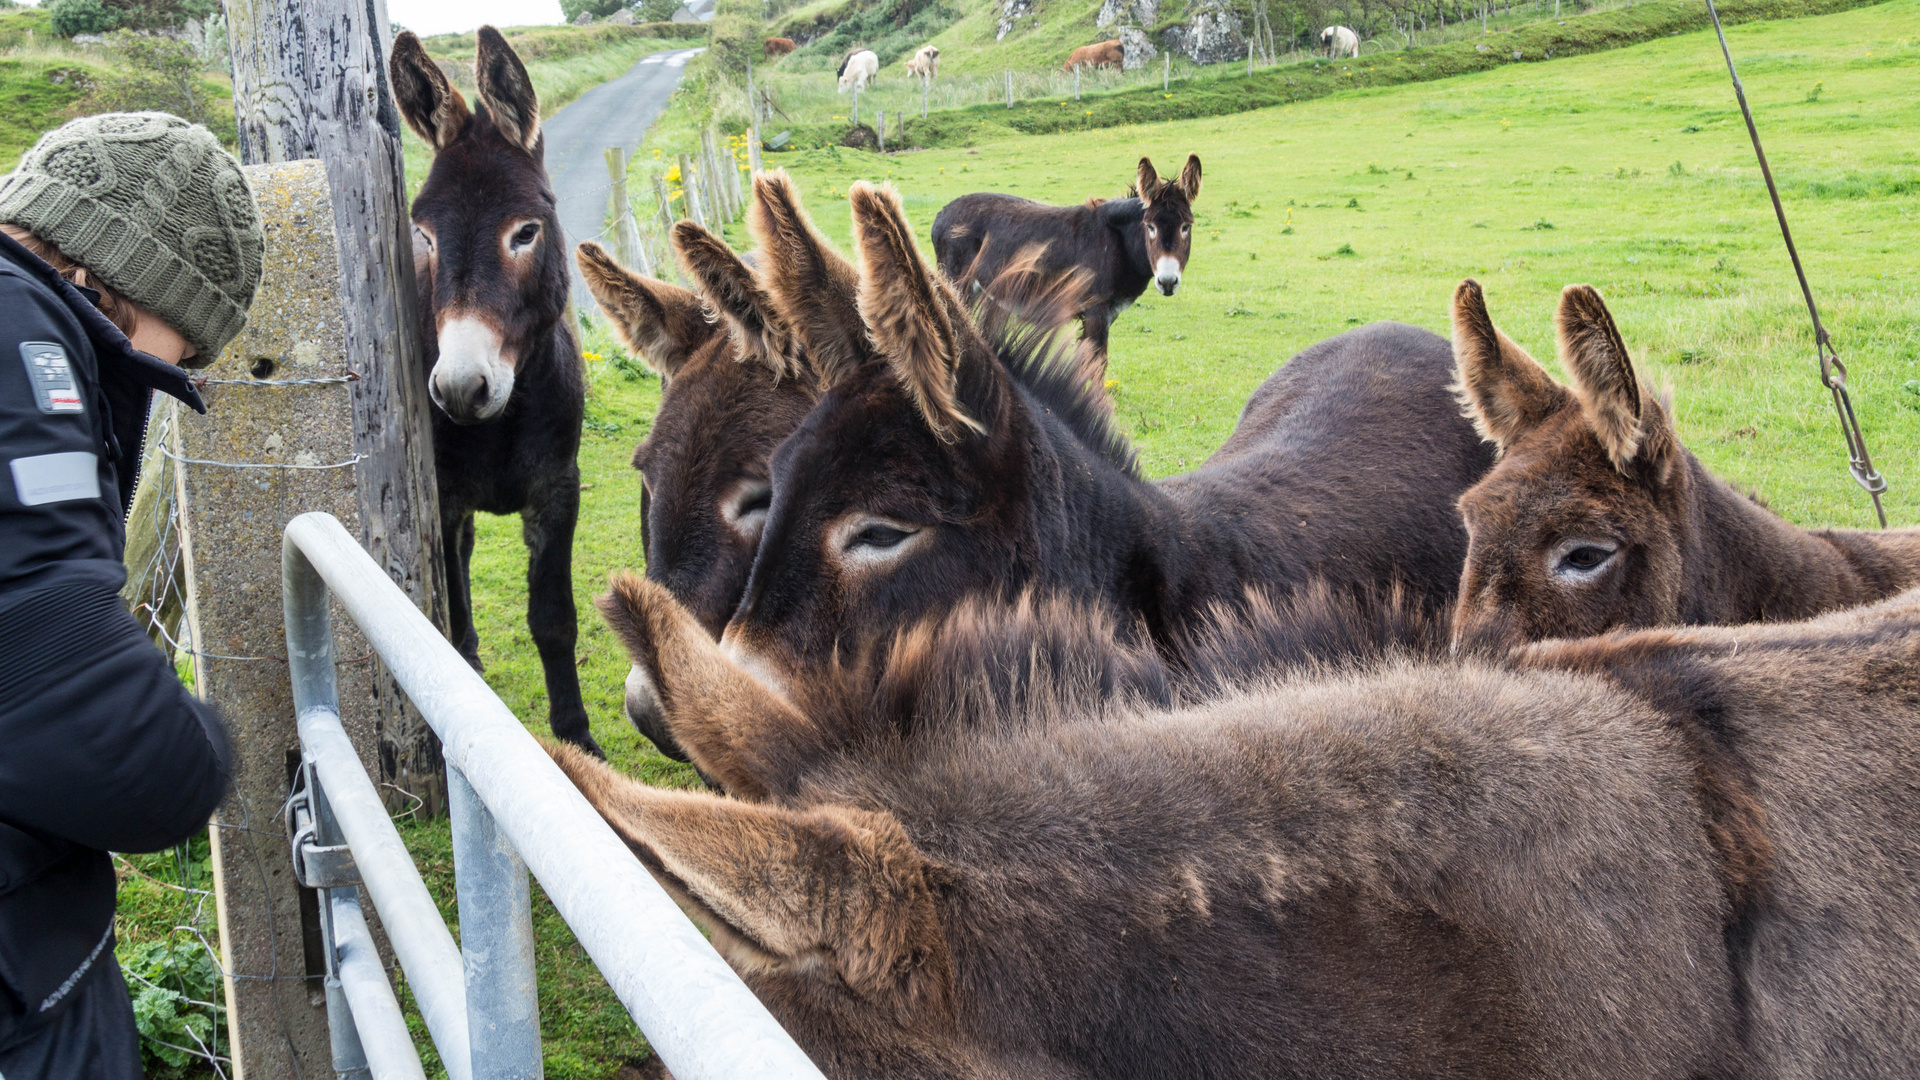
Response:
600,126,751,283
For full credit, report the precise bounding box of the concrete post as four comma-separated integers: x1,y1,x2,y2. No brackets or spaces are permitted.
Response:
179,160,387,1080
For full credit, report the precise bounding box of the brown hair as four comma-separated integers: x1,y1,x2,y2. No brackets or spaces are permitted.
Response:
2,222,138,338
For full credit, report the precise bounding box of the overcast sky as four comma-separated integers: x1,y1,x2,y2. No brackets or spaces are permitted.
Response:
388,0,564,36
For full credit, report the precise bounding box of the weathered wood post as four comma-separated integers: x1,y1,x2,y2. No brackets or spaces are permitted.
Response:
922,75,930,118
1164,51,1170,90
851,83,860,125
605,147,651,276
876,109,886,152
1005,68,1012,107
226,0,448,812
1074,64,1080,99
678,152,707,229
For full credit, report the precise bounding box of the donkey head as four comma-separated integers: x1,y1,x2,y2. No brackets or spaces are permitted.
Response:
1449,280,1688,650
546,742,979,1078
1137,154,1201,296
576,235,815,760
719,173,1083,696
393,27,564,424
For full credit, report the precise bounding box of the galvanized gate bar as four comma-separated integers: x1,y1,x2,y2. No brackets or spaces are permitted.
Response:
330,890,430,1080
283,512,828,1080
298,706,474,1080
449,767,543,1079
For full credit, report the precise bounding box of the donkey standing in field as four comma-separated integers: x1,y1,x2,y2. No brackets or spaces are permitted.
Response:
932,155,1201,376
576,235,815,761
1449,278,1920,650
716,172,1491,698
557,569,1920,1079
391,29,597,753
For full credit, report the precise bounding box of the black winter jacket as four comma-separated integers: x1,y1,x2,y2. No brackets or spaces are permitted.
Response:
0,230,232,1051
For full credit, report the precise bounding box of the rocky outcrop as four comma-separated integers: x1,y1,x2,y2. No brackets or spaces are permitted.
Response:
996,0,1034,39
1160,0,1246,65
1120,26,1157,68
1096,0,1157,29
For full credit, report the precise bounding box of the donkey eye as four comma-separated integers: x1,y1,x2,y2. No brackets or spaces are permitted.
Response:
1555,543,1617,577
1180,224,1190,236
723,481,772,537
1145,224,1158,238
852,524,914,550
511,222,541,250
414,225,435,254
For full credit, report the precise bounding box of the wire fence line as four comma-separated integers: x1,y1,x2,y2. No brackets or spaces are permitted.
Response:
598,125,752,285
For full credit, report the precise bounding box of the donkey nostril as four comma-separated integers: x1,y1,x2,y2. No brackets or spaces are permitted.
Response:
467,377,491,411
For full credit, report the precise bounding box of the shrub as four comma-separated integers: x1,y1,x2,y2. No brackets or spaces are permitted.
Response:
49,0,119,37
120,938,226,1076
82,31,235,144
560,0,626,24
636,0,681,20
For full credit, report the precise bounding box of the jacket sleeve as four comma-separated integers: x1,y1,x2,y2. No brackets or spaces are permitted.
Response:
0,270,231,854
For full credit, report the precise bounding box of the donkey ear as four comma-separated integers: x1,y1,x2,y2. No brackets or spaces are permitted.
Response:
1136,157,1161,205
1176,153,1202,201
596,570,825,800
576,241,713,378
546,742,954,1020
1451,279,1567,452
670,223,796,379
474,25,540,153
390,31,470,150
850,181,984,443
1557,284,1660,473
748,170,869,390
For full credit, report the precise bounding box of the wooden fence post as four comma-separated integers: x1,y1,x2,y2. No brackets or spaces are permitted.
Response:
605,147,651,276
922,76,930,118
852,84,860,125
1164,51,1170,90
876,109,886,152
1005,68,1013,107
1074,64,1081,99
226,0,449,817
679,152,707,230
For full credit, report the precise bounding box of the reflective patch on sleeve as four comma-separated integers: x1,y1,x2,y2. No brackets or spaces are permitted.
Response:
20,342,83,414
10,451,100,506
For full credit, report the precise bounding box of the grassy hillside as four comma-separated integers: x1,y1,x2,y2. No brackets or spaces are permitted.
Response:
422,1,1920,1073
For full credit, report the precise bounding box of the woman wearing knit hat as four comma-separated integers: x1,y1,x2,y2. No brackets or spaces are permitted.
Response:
0,112,261,1079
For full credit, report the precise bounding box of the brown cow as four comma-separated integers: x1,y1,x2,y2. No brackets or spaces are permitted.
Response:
764,36,797,59
1063,39,1122,71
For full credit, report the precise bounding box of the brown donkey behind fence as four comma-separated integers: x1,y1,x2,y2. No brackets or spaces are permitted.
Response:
1449,279,1920,650
556,572,1920,1079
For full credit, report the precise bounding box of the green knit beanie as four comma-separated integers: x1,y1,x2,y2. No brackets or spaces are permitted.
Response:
0,112,263,363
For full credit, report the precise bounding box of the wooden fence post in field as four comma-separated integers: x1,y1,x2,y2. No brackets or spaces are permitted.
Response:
922,76,930,118
852,85,861,125
1248,39,1254,74
1074,64,1081,99
605,147,650,276
748,114,764,174
1005,68,1013,107
679,152,707,230
1163,52,1170,90
877,110,886,152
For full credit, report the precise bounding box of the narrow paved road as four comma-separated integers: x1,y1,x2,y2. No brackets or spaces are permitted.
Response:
543,47,704,307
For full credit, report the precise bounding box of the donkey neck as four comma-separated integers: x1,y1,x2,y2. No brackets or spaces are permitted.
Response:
1097,197,1155,297
1009,384,1233,646
1680,453,1896,624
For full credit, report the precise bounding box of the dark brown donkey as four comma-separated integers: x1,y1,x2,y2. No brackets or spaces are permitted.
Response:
391,29,595,752
1450,278,1920,650
554,571,1920,1079
575,236,813,760
932,155,1201,373
720,173,1491,698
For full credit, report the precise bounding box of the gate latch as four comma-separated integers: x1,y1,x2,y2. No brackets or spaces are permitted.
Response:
285,763,361,890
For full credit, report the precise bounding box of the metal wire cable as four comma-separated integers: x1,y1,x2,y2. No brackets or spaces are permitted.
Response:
1704,0,1888,526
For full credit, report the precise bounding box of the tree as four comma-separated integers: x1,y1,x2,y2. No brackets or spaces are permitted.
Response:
82,31,235,143
559,0,624,22
49,0,120,37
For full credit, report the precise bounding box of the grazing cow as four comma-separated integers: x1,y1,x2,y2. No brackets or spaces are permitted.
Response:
716,173,1491,699
764,36,797,59
905,43,940,83
1064,39,1123,70
390,28,597,754
559,571,1920,1080
575,235,815,762
1321,24,1360,58
837,48,879,92
934,155,1200,375
1448,279,1920,651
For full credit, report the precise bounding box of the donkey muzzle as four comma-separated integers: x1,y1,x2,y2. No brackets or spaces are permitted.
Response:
431,316,516,424
1155,256,1183,297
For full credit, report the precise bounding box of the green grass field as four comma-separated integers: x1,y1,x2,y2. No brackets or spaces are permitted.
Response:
424,4,1920,1072
120,1,1920,1076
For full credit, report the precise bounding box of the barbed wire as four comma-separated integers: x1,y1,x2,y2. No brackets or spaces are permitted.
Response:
161,446,366,471
196,372,358,388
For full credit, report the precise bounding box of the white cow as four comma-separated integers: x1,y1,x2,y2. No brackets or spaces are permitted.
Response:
905,44,940,83
837,48,879,92
1320,25,1360,58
